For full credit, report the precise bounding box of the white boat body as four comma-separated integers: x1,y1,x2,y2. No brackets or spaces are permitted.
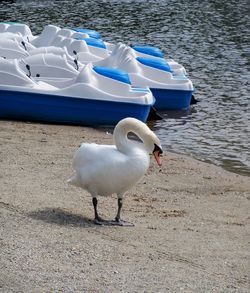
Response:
0,58,153,105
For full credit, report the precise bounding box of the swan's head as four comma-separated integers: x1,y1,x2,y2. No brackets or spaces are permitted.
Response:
143,131,163,167
114,117,163,167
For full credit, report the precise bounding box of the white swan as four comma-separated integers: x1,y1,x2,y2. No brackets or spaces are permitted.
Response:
67,117,163,225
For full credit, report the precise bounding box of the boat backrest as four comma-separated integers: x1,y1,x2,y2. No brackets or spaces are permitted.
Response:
96,43,137,69
31,25,60,47
54,28,73,38
71,32,89,39
67,39,90,55
76,38,108,59
49,36,66,47
50,37,90,56
136,58,173,83
0,59,36,87
83,41,109,59
6,23,33,37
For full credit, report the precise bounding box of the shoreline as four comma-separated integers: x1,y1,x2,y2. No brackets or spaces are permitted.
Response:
166,149,250,178
0,120,249,292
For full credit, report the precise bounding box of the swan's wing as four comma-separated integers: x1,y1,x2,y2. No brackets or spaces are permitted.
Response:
69,142,150,195
72,143,116,171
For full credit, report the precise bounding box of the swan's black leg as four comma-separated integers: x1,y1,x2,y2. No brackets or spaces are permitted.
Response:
113,198,134,227
92,197,134,226
92,197,104,224
115,198,123,222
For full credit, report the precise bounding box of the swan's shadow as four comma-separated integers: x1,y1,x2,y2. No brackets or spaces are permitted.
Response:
28,208,95,228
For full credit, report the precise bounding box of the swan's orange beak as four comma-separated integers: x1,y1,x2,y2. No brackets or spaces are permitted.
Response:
153,144,163,167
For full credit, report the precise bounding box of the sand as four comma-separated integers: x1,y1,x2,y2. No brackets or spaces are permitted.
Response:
0,120,249,293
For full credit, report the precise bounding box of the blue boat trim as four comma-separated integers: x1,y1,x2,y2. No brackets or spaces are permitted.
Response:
132,45,164,58
0,89,152,126
93,66,131,84
150,88,193,110
136,57,172,72
78,37,106,49
73,28,101,39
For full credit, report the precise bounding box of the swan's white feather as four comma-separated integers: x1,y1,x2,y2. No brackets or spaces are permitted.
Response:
68,142,150,196
68,118,162,200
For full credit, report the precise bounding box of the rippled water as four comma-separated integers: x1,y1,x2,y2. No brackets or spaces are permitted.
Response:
0,0,249,176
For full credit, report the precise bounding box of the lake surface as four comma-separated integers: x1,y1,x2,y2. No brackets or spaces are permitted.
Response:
0,0,249,176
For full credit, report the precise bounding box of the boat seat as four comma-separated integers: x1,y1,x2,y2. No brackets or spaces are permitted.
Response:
73,28,101,39
0,38,29,59
0,36,35,52
29,46,71,58
136,57,172,72
93,66,131,84
20,53,78,79
0,59,36,86
132,45,164,58
78,38,106,49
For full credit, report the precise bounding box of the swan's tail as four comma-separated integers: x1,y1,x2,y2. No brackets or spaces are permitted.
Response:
67,173,81,187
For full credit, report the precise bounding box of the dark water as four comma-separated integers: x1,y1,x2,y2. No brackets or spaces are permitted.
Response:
0,0,249,176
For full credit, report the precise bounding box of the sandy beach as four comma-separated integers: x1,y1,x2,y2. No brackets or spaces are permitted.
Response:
0,120,249,292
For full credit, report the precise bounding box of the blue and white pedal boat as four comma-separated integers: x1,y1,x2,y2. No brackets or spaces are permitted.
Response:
0,59,154,126
0,23,194,111
96,44,194,110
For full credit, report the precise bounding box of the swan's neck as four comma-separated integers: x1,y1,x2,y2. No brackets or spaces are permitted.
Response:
113,120,151,154
114,127,135,154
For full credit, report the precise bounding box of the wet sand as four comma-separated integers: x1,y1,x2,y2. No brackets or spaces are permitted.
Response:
0,121,249,292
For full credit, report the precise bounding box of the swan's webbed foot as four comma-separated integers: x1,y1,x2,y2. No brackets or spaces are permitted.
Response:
93,216,134,226
94,216,106,225
111,218,134,227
